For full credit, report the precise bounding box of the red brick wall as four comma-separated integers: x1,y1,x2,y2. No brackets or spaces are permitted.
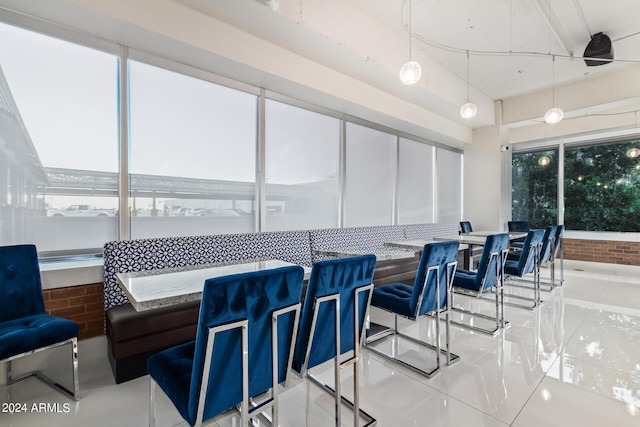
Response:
563,239,640,266
43,283,104,340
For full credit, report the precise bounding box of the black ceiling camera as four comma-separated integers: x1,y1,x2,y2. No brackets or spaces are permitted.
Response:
583,32,614,66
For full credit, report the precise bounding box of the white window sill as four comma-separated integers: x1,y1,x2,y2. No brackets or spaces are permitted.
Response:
564,230,640,242
39,259,104,290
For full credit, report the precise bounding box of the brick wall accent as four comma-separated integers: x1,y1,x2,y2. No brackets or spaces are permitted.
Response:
43,283,104,340
563,238,640,266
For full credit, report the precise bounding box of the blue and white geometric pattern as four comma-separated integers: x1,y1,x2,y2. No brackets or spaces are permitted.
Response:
103,230,313,312
402,223,459,241
103,224,460,312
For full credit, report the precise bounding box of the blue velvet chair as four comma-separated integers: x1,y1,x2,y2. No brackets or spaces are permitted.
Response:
511,226,557,292
148,265,304,427
459,221,473,234
365,240,460,378
503,229,545,310
451,233,510,335
508,220,530,232
292,254,376,427
0,244,79,400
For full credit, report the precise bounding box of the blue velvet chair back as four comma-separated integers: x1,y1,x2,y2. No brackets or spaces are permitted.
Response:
0,245,45,323
475,233,509,291
459,221,472,234
539,226,558,263
292,254,376,373
508,221,530,232
411,241,460,317
515,230,545,275
188,265,304,425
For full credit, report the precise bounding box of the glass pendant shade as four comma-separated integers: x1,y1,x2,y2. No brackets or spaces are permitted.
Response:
545,107,564,124
399,61,422,85
538,155,551,166
460,102,478,119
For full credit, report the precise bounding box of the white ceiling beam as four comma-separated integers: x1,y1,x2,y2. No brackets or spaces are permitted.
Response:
532,0,574,56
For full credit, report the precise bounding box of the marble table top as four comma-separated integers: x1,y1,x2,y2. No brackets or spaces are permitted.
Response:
465,230,528,239
117,259,310,312
385,240,470,252
313,247,417,261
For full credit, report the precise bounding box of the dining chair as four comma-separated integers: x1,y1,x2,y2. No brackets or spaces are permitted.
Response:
459,221,473,234
451,233,510,335
503,229,545,310
510,226,557,292
0,244,79,400
292,254,377,427
508,221,530,232
365,240,460,378
147,265,304,427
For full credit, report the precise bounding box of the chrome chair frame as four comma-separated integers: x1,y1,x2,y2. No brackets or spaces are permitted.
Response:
295,285,376,427
502,241,542,310
365,261,460,378
2,337,79,401
149,303,301,427
451,249,509,335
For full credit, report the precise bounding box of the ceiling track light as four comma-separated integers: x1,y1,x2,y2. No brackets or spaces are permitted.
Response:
460,50,477,119
545,55,564,124
399,0,422,85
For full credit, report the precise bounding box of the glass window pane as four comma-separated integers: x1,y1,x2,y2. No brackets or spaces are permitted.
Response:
564,141,640,232
511,149,558,228
265,100,339,231
0,23,118,254
345,123,396,227
129,61,256,238
398,138,434,224
436,148,462,224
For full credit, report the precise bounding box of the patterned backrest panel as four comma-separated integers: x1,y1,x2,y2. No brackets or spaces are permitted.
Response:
103,231,313,311
308,226,405,263
402,223,459,241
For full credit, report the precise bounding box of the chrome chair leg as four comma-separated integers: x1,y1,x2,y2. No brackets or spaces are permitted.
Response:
149,378,156,427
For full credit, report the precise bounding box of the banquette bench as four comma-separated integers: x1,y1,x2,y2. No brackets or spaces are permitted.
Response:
104,223,458,383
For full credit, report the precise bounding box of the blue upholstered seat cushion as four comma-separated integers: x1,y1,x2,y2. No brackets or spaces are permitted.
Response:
0,314,79,360
371,283,415,318
371,240,459,320
453,233,509,293
292,254,376,374
504,229,544,277
451,269,477,292
147,265,304,426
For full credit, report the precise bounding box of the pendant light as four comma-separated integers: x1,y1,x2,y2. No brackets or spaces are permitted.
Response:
544,56,564,124
399,0,422,85
460,50,478,119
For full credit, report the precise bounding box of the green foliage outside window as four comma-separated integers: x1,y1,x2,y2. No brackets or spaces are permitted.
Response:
512,150,558,229
564,141,640,232
512,140,640,232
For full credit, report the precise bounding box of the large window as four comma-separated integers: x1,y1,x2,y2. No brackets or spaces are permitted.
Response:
436,148,462,224
0,23,118,254
345,123,397,227
128,61,257,238
512,149,558,229
564,140,640,232
265,100,340,231
398,138,434,224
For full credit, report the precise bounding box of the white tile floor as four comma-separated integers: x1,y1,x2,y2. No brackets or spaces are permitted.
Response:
2,262,639,426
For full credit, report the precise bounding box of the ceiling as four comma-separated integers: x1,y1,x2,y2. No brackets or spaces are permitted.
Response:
178,0,640,127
